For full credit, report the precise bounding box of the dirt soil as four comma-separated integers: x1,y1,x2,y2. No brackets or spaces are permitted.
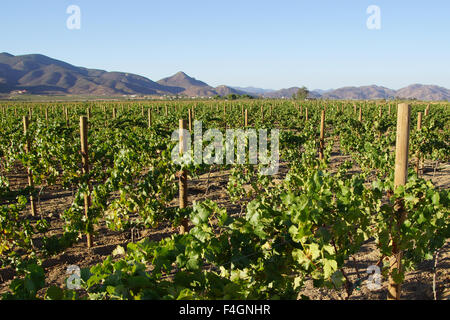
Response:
0,139,449,300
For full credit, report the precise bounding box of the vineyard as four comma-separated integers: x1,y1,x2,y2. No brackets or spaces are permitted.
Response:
0,100,448,300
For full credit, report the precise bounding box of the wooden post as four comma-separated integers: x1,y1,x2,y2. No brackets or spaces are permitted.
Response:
424,105,429,117
354,104,357,114
358,107,362,122
112,107,116,119
379,106,382,118
319,110,325,160
148,108,152,128
415,112,422,175
45,108,48,123
65,107,69,126
188,108,192,132
165,105,168,117
23,116,37,217
87,107,91,120
261,105,264,122
388,104,391,115
80,116,93,248
305,107,308,122
388,103,411,300
244,109,248,127
179,119,189,234
141,105,144,117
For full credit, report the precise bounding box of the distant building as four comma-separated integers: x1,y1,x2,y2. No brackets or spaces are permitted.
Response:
11,89,28,95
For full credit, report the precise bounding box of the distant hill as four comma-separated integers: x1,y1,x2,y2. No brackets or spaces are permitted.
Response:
395,84,450,101
0,52,172,95
0,53,448,101
157,72,248,97
321,85,396,100
261,85,449,101
261,87,321,99
214,85,248,96
231,86,275,95
157,71,208,92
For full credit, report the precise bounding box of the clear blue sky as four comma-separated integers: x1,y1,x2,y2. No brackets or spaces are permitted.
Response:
1,0,449,90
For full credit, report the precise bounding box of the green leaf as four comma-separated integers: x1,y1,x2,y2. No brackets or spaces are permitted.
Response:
331,271,345,288
309,243,320,260
186,258,200,271
127,276,151,289
112,245,125,256
45,286,64,300
432,193,440,206
391,268,404,284
177,288,195,300
323,259,338,279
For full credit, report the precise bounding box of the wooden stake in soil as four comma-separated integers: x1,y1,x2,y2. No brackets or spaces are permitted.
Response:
178,119,189,234
23,116,37,217
188,108,192,132
319,109,325,160
147,108,152,128
80,116,93,248
65,107,69,126
424,105,429,117
415,112,422,175
388,103,411,300
245,109,248,127
358,107,362,122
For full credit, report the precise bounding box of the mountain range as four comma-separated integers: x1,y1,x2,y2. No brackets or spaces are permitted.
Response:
0,53,448,101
